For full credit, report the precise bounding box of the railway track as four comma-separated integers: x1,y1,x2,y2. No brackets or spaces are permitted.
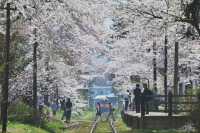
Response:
89,118,117,133
89,117,100,133
109,119,117,133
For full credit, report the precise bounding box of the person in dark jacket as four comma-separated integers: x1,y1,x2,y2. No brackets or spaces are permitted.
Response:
141,84,153,115
65,98,72,123
61,99,67,120
134,84,142,113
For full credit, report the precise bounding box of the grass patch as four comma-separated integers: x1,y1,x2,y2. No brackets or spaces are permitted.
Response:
1,122,48,133
0,120,66,133
66,121,91,133
41,119,66,133
115,119,132,133
95,121,112,133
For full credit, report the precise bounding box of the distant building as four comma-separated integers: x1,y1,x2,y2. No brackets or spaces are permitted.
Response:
88,75,117,108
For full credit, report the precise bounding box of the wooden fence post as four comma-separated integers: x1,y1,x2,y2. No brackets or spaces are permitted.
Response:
168,91,172,116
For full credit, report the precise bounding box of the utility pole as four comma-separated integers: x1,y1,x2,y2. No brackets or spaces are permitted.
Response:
33,28,38,122
174,42,179,95
164,0,170,112
44,56,49,106
153,41,157,93
1,3,11,133
164,34,168,111
56,85,59,107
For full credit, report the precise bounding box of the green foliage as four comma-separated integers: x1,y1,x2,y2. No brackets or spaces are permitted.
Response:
40,120,66,133
190,89,200,132
7,101,66,132
8,101,34,123
5,122,48,133
0,64,4,82
0,64,4,73
8,101,48,124
196,89,200,99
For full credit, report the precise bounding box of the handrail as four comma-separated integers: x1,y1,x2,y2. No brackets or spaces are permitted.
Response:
172,95,197,97
172,101,198,104
144,94,197,98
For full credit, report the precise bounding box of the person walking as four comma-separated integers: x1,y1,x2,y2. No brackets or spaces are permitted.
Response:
95,102,102,121
134,84,142,113
107,103,115,121
65,98,72,123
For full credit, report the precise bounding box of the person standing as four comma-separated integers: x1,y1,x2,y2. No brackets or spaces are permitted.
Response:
51,101,58,116
141,84,153,115
65,98,72,123
127,90,132,110
153,87,159,111
61,99,66,120
107,103,115,121
134,84,142,113
95,102,101,121
124,90,129,111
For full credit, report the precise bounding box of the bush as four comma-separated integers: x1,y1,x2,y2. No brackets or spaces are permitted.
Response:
8,101,34,123
7,101,67,133
8,101,50,124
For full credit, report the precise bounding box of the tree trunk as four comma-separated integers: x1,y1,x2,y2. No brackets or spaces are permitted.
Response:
164,35,168,111
153,41,157,93
33,42,37,109
174,42,179,95
32,28,38,123
1,3,11,133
